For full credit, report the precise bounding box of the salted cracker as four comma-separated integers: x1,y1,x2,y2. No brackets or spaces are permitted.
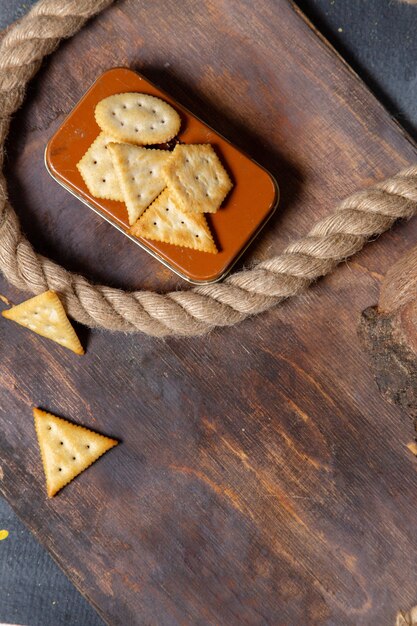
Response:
2,290,84,355
130,189,217,253
76,132,123,201
95,92,181,145
33,408,118,497
108,143,169,225
162,143,233,213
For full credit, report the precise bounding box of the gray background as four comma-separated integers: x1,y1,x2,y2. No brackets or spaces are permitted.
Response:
0,1,416,624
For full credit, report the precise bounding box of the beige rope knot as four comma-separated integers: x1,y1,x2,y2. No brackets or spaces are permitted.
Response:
397,606,417,626
1,0,417,337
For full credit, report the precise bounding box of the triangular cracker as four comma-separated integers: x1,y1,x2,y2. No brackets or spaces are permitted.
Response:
33,408,118,497
130,189,217,253
2,291,84,355
162,144,233,213
76,132,123,201
108,143,169,225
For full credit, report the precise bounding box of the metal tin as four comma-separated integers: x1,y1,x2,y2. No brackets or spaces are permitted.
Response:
45,68,279,285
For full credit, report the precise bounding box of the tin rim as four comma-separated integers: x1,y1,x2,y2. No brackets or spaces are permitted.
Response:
44,149,279,285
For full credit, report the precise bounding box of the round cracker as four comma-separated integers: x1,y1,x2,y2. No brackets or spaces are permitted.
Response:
95,93,181,145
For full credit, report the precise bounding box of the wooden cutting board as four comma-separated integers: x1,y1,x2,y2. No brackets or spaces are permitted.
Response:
2,1,417,624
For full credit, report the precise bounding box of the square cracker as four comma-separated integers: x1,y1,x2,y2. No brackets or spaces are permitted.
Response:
108,143,169,225
162,143,233,213
76,132,123,201
130,189,217,254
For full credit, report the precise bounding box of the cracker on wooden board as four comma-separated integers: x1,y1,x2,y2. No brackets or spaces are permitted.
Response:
33,408,118,497
2,291,84,355
108,143,169,225
95,93,181,145
130,189,217,254
162,143,233,213
76,132,123,201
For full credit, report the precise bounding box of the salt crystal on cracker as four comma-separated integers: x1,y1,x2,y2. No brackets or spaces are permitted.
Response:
76,132,123,201
2,290,84,355
108,143,169,225
163,143,232,214
130,189,217,254
33,408,118,497
95,93,180,145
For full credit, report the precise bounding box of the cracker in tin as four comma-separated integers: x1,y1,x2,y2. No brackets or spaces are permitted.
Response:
95,92,180,145
130,189,217,254
163,144,233,214
76,132,123,201
108,143,169,225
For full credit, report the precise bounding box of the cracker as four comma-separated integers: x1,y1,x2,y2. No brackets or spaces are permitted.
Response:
2,290,84,355
130,189,217,253
76,132,123,201
33,408,118,497
162,144,233,213
108,143,169,225
95,93,181,145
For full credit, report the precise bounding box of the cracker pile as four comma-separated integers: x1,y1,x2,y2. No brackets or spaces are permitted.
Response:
77,92,233,254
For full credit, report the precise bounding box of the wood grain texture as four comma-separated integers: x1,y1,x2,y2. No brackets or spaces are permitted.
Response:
1,1,417,624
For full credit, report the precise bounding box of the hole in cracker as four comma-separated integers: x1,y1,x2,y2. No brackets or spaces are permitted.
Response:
153,222,157,226
60,441,63,446
93,160,97,165
123,105,127,109
47,426,51,430
135,128,138,133
165,208,169,212
86,445,90,449
181,221,184,224
102,178,106,183
149,170,153,175
195,234,199,237
58,468,62,472
137,103,142,107
161,120,166,124
112,111,116,116
120,122,124,126
72,457,76,461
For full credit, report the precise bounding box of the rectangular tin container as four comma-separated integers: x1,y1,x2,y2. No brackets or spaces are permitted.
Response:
45,68,279,284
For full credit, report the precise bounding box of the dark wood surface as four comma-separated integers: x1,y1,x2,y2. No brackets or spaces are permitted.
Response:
2,1,417,624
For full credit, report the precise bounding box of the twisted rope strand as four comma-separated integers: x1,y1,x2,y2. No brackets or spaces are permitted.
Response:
0,1,416,337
